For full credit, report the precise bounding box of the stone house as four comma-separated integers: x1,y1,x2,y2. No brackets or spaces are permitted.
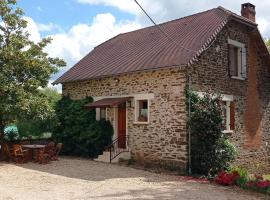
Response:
54,3,270,172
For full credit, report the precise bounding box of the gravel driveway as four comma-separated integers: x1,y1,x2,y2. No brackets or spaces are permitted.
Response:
0,157,267,200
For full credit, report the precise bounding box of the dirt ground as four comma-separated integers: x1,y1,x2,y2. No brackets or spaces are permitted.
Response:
0,157,268,200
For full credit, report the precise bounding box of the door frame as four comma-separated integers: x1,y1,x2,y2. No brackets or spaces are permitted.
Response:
114,103,128,148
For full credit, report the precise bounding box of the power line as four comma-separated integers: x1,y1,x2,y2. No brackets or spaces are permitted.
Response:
134,0,197,53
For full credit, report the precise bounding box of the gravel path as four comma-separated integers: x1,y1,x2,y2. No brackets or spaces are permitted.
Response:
0,157,268,200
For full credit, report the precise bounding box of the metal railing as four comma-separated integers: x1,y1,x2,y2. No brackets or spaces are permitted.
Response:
109,135,129,163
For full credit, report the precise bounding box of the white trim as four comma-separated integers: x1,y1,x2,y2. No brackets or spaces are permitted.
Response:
105,108,108,121
133,121,149,125
231,76,245,81
113,107,117,140
195,91,233,101
225,101,230,131
134,99,150,124
96,108,100,121
222,130,234,134
228,38,245,48
228,38,247,79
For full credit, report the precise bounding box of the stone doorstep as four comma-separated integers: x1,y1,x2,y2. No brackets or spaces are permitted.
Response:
94,151,131,163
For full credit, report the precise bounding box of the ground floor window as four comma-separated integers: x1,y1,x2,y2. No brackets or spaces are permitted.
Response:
96,107,107,121
135,99,149,123
100,107,106,120
222,100,235,132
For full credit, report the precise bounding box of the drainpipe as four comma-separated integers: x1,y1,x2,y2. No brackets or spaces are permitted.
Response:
188,75,192,175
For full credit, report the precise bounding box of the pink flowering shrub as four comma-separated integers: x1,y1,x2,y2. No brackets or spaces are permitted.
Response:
215,169,270,194
215,170,239,186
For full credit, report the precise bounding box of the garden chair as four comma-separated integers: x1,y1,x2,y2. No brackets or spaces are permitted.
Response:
37,148,50,164
44,142,56,159
2,143,14,162
54,143,63,160
13,144,28,164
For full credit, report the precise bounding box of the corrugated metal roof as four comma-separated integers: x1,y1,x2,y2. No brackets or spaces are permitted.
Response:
54,6,257,84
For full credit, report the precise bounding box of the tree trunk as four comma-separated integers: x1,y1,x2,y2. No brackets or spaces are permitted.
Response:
0,117,6,161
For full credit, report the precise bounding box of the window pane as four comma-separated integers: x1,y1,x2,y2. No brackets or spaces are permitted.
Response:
100,108,106,119
137,100,148,122
229,45,238,77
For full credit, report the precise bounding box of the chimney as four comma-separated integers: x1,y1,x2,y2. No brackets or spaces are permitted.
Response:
241,3,256,22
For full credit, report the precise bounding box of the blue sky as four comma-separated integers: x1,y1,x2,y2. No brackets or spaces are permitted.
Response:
18,0,134,35
16,0,270,91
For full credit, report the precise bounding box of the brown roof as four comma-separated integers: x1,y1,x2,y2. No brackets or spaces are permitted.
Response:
85,97,132,108
54,6,259,84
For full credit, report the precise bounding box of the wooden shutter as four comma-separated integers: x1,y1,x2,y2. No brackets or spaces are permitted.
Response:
241,47,247,79
230,101,235,130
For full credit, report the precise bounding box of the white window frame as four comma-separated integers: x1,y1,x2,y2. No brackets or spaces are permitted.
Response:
222,100,233,133
228,38,246,80
134,98,150,124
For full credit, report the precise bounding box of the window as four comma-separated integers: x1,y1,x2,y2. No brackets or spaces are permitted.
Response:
96,107,107,121
100,108,106,120
228,39,247,79
135,99,149,123
222,100,235,132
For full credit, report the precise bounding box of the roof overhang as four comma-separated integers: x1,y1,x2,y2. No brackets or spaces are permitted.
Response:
85,97,132,108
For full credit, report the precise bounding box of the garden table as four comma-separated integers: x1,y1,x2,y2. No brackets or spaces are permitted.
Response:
22,144,45,162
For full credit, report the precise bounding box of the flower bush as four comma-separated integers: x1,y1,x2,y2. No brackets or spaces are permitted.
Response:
215,167,270,195
215,170,239,186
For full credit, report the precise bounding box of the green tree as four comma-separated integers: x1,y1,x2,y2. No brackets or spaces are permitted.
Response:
53,96,113,158
16,88,61,138
0,0,65,139
186,90,236,176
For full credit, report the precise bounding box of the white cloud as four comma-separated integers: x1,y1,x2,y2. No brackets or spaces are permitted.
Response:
77,0,270,38
45,13,141,68
37,22,62,32
78,0,140,15
24,17,41,43
24,13,141,91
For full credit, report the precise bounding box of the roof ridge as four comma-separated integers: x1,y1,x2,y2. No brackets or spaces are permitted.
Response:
119,7,219,37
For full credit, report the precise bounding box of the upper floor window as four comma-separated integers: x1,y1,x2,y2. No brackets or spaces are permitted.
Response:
228,39,247,80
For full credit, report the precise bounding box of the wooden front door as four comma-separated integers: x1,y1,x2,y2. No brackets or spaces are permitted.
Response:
118,103,126,148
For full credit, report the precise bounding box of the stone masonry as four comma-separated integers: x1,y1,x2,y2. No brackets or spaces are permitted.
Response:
189,20,270,173
63,68,188,171
62,20,270,173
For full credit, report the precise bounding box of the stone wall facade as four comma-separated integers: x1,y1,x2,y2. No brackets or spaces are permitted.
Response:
189,20,270,173
62,68,188,171
62,20,270,173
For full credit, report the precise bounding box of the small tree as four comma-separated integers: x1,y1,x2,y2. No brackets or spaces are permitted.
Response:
187,90,236,176
53,96,113,158
0,0,65,140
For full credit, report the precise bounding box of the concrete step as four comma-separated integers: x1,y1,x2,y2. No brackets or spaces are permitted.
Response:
94,150,131,163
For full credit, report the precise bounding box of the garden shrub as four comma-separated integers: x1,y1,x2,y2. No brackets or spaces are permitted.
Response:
53,96,113,158
4,125,19,141
186,90,236,176
231,167,249,188
215,170,239,186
